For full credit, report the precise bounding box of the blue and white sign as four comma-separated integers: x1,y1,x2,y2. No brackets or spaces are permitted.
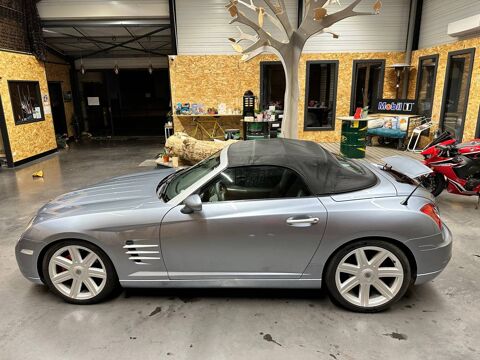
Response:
374,99,417,114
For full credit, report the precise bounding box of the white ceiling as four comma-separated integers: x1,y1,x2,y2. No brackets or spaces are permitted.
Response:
37,0,170,20
37,0,173,60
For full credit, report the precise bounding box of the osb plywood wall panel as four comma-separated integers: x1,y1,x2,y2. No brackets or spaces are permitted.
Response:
408,37,480,141
45,54,75,137
297,52,404,142
0,50,56,162
169,52,403,141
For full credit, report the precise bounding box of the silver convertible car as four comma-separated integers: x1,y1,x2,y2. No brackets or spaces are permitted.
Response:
16,139,452,312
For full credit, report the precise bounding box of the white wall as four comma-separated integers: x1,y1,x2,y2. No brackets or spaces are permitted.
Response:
419,0,480,49
37,0,170,20
176,0,297,54
176,0,410,55
304,0,410,52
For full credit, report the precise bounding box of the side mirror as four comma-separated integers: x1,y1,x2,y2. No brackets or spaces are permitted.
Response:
181,194,202,214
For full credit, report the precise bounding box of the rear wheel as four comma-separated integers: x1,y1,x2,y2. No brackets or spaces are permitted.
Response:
325,240,411,312
422,172,446,197
42,240,119,304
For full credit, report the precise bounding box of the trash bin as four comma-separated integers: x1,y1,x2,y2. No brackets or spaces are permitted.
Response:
338,117,372,159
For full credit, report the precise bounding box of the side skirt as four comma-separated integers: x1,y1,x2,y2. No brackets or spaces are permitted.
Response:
120,278,323,289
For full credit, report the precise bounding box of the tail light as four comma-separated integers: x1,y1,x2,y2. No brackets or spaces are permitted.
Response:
420,203,442,230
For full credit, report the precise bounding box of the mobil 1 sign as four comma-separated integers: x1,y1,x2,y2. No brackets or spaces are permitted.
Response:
374,99,417,114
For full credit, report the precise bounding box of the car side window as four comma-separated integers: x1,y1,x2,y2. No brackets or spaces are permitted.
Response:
199,166,311,202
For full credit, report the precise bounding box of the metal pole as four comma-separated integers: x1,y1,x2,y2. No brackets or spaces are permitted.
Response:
402,0,417,99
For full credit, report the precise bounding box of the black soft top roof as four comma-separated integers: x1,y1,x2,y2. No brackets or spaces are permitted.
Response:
227,139,377,195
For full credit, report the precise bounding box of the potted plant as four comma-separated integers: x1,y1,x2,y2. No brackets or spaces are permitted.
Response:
160,149,170,163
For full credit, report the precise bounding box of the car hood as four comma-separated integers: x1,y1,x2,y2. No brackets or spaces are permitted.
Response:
36,168,176,221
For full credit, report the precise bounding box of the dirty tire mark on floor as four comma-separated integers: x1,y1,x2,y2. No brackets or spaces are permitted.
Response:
263,333,282,346
149,307,162,317
383,332,408,341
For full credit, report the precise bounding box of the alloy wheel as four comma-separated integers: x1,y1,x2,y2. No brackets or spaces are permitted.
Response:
334,246,404,308
48,245,107,300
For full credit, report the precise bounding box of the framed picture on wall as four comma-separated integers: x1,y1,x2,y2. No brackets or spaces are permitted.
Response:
8,81,45,125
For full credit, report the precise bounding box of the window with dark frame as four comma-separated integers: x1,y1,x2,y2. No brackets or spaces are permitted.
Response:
350,60,385,115
8,81,45,125
260,61,286,111
415,55,438,118
440,48,475,141
304,61,338,131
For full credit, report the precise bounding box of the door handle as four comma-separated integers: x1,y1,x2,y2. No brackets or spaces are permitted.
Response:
286,217,320,226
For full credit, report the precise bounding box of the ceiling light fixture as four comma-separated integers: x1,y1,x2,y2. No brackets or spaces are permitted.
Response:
148,63,154,75
114,63,119,75
80,57,86,75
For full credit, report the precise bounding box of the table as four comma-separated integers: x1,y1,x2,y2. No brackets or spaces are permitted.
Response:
176,114,242,140
337,116,376,159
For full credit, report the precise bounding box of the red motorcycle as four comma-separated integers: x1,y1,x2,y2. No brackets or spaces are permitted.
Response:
421,132,480,198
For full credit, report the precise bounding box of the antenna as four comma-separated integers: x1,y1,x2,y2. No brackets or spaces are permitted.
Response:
401,182,423,206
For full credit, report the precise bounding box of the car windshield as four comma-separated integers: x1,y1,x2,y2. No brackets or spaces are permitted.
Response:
162,151,221,201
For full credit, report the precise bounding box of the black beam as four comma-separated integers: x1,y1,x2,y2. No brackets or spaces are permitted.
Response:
44,43,71,62
73,27,103,51
297,0,304,28
77,26,171,59
69,59,83,137
168,0,178,54
125,26,148,53
45,29,167,56
0,92,14,167
41,19,169,28
412,0,423,51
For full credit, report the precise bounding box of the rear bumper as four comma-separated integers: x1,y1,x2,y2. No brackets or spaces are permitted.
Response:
411,223,452,284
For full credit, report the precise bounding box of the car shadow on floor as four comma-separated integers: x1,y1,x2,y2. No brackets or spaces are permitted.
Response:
122,287,330,303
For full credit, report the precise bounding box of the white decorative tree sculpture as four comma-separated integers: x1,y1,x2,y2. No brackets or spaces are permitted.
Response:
226,0,383,138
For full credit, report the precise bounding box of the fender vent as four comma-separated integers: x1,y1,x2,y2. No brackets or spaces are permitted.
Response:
124,240,160,264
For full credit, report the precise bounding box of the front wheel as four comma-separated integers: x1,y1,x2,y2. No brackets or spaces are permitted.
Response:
42,240,119,304
422,172,446,197
325,241,412,313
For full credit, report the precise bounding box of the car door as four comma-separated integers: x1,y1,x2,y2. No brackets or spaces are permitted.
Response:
160,165,327,280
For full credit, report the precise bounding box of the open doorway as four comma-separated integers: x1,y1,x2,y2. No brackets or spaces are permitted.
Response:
350,60,385,115
48,82,68,135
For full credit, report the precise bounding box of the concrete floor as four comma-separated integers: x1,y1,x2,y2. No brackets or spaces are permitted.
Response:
0,139,479,360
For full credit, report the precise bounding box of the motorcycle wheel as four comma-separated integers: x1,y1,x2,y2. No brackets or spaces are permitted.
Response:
422,173,446,197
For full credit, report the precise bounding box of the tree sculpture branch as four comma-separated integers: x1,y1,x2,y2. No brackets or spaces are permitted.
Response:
229,4,285,57
263,0,293,37
299,0,376,39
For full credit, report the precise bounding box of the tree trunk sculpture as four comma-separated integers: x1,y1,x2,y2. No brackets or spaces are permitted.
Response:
226,0,382,139
165,133,238,164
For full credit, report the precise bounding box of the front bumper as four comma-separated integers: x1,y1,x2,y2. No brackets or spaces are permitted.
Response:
15,238,44,284
411,223,453,284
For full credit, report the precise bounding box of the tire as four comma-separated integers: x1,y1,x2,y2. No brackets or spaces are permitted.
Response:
422,173,446,197
325,240,412,313
42,240,119,304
